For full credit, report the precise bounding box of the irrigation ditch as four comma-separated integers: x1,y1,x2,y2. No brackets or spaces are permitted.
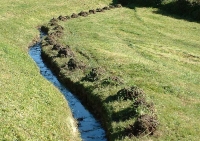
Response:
29,4,158,140
29,33,107,141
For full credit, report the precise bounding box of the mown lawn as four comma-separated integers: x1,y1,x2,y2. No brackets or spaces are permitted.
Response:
41,5,200,140
1,0,200,140
0,0,114,140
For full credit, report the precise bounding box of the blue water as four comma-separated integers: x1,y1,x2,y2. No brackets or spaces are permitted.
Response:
29,36,107,141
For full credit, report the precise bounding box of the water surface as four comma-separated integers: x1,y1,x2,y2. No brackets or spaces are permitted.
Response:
29,38,107,141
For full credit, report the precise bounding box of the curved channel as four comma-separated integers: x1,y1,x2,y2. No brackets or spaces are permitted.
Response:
29,33,107,141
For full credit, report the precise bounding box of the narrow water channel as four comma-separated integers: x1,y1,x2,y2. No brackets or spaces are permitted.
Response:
29,33,107,141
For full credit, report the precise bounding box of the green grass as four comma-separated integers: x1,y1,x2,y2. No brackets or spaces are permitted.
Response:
42,6,200,140
0,0,115,140
1,0,200,140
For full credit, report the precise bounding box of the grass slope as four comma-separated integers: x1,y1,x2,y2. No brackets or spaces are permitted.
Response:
42,6,200,140
0,0,114,140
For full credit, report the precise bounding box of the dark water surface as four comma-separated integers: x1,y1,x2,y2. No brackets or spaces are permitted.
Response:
29,36,107,141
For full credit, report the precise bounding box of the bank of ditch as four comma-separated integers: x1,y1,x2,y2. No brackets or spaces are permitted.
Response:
29,36,107,141
39,4,159,140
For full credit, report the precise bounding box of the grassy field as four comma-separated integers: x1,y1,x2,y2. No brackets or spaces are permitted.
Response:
1,0,200,140
41,4,200,141
0,0,114,140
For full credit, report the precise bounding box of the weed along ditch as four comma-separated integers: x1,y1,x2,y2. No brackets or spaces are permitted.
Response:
29,4,159,140
29,34,107,141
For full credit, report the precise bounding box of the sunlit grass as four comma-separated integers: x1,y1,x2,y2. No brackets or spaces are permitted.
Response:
1,0,200,140
52,6,200,140
0,0,114,140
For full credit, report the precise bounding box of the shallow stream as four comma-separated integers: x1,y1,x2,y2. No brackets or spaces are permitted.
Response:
29,33,107,141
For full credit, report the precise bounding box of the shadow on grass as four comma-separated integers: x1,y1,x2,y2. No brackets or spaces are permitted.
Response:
110,129,126,141
104,93,137,122
152,8,200,24
111,0,200,23
112,106,137,122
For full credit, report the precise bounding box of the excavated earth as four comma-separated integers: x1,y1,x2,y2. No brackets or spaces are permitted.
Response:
37,3,158,140
29,35,107,141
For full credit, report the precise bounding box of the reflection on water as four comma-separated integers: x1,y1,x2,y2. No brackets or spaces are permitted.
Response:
29,40,107,141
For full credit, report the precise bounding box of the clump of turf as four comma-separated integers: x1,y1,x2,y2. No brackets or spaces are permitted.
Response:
58,15,69,21
117,86,144,100
78,11,89,17
53,25,64,31
102,6,110,10
96,8,104,12
71,13,79,18
89,9,96,14
62,58,86,70
116,86,159,137
52,43,62,50
41,35,57,46
49,19,59,26
57,46,74,58
101,76,123,86
82,68,104,82
125,114,158,137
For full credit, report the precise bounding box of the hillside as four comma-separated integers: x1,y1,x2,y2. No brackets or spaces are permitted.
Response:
0,0,112,140
0,0,200,140
41,4,200,141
